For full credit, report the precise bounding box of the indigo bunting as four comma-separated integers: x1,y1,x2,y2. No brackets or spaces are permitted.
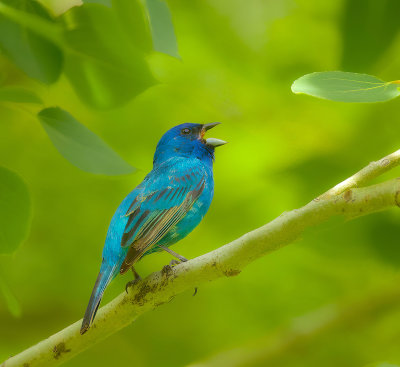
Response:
80,123,226,334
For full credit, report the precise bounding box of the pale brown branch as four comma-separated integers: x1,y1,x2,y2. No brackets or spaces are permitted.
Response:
319,149,400,199
3,161,400,367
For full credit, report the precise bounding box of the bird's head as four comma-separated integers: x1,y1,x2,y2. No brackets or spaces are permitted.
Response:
153,122,227,166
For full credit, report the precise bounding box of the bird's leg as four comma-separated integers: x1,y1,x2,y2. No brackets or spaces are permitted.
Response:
158,245,188,263
158,245,198,296
132,267,141,280
169,259,181,266
125,266,142,293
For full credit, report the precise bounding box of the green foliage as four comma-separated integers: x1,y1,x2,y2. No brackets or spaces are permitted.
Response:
0,166,31,254
0,0,177,109
83,0,112,6
61,3,156,109
0,0,178,108
0,87,42,103
291,71,400,102
0,275,21,317
114,0,152,53
146,0,179,58
0,0,169,172
341,0,400,72
38,107,135,175
0,0,63,84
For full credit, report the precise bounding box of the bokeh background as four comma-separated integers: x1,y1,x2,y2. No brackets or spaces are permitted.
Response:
1,0,400,366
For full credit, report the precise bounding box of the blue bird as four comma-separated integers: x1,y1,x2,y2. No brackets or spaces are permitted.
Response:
80,122,226,334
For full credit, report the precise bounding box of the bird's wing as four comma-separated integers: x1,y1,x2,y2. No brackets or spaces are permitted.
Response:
119,167,206,274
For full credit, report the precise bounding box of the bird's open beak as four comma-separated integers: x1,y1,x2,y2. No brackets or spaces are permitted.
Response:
201,122,227,147
203,122,221,131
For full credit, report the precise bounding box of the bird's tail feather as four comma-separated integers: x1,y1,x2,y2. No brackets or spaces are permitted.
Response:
80,263,115,334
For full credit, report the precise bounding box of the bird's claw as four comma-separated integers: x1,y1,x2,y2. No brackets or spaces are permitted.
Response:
161,264,174,277
165,259,196,294
125,278,141,294
169,259,181,267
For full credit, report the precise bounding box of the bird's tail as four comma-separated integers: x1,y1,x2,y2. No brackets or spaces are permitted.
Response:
80,262,116,335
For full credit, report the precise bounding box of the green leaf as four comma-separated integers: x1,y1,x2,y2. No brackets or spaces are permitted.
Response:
38,107,136,175
83,0,112,6
146,0,179,58
0,275,22,318
291,71,400,103
0,166,31,254
0,87,42,104
0,0,63,84
113,0,152,53
61,4,156,109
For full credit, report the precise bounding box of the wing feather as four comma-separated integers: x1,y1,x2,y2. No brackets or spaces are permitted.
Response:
119,170,205,274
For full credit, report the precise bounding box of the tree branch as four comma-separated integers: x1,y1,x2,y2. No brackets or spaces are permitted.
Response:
319,148,400,198
3,150,400,367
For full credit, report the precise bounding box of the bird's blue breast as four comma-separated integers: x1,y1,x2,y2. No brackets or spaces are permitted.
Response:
101,156,214,274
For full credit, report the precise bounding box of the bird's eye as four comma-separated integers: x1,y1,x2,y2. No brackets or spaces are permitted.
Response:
181,128,191,135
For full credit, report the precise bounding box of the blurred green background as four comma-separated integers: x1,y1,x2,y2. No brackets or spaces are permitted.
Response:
1,0,400,366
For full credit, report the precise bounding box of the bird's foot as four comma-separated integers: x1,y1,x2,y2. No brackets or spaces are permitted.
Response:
125,279,140,293
161,264,174,277
165,259,197,295
125,278,141,293
169,259,181,267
